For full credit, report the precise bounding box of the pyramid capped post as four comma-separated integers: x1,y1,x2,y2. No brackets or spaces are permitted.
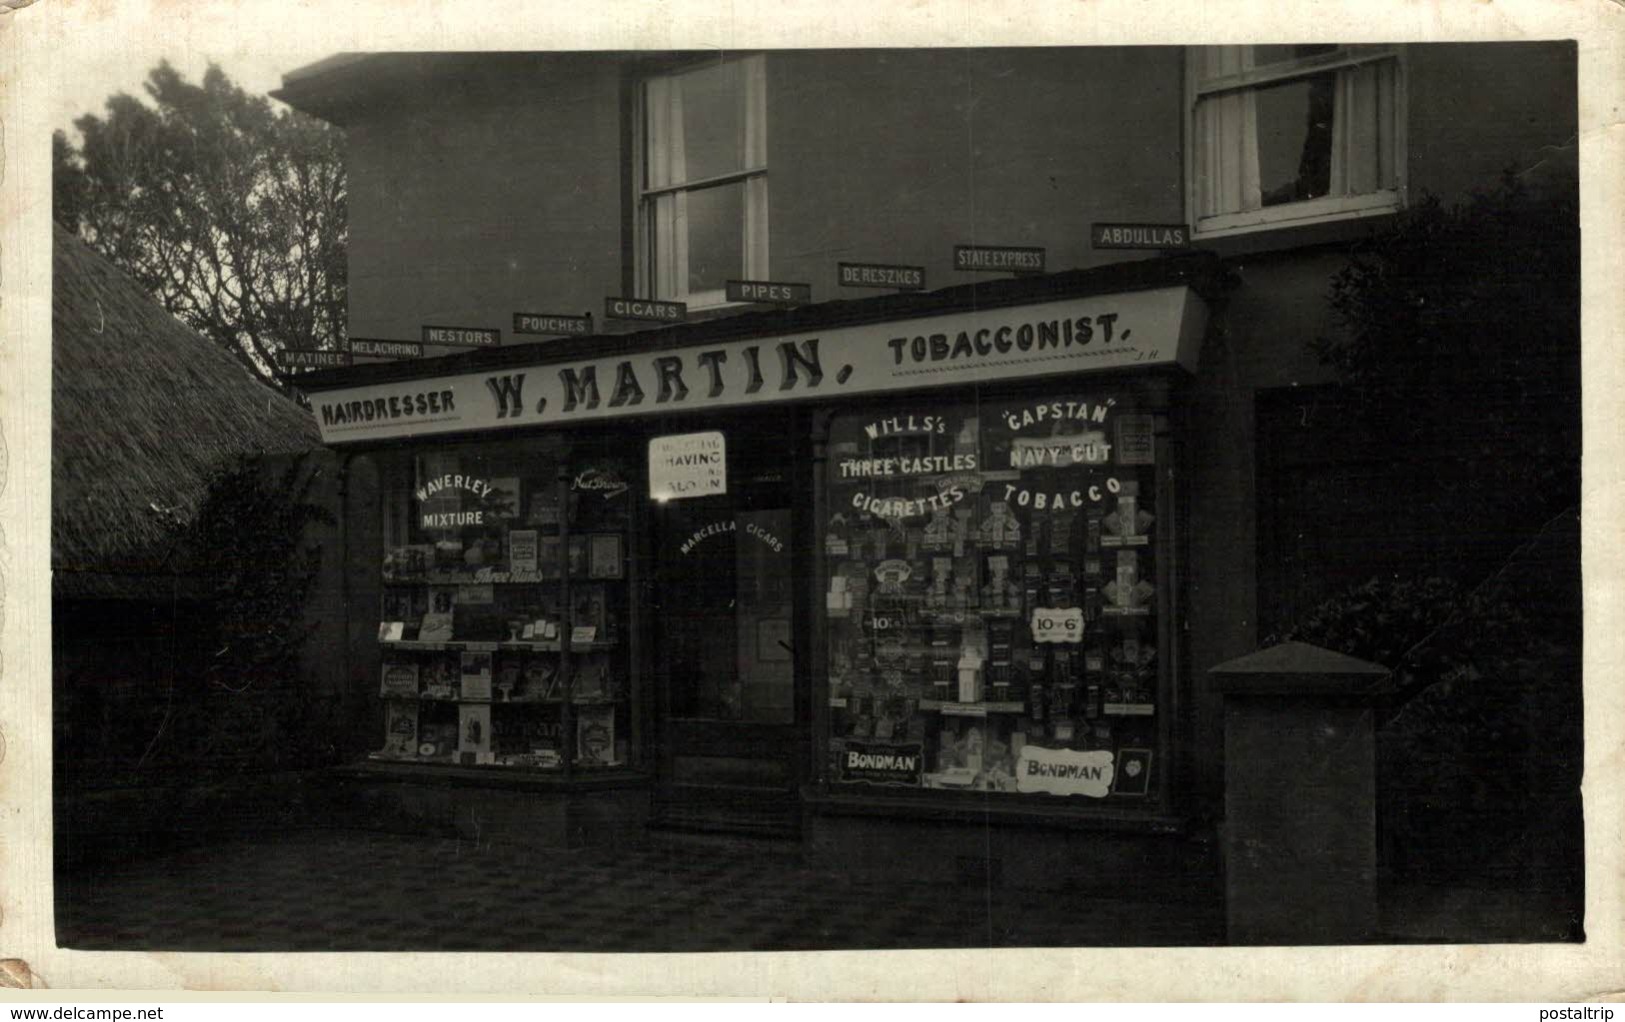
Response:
1207,641,1392,697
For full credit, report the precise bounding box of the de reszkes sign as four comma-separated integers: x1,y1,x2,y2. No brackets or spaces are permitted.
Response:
310,285,1206,444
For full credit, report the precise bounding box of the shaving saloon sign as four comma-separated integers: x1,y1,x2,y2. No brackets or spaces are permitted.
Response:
836,739,925,787
308,286,1206,444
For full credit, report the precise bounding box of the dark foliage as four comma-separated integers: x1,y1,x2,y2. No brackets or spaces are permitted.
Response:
1313,173,1581,528
1273,514,1581,888
54,62,347,380
173,454,338,772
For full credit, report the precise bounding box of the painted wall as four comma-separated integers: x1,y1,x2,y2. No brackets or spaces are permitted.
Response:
1407,42,1577,205
766,48,1185,292
343,57,626,349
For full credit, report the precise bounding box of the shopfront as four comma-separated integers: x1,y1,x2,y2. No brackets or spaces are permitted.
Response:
303,256,1217,869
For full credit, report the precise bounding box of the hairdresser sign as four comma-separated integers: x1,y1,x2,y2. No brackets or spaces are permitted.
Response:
308,285,1206,444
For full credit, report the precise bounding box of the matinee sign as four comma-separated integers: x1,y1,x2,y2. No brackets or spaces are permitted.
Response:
279,349,351,369
310,285,1206,444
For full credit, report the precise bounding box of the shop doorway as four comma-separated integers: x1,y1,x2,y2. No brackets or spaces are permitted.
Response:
651,492,801,836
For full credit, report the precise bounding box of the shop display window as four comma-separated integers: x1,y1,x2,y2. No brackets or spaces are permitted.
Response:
372,435,636,773
823,389,1167,802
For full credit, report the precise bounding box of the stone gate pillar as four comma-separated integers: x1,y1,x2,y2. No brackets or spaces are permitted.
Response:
1209,641,1392,944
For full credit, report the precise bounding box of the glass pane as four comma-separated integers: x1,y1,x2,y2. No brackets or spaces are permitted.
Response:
735,509,794,724
686,182,744,294
1255,71,1336,207
678,60,746,182
657,498,743,720
1251,43,1338,68
823,391,1164,800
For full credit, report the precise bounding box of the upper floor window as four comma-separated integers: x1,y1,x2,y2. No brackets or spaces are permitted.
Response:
1188,45,1403,238
639,55,768,309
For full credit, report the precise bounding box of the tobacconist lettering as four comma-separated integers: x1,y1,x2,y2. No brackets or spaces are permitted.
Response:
310,286,1204,443
887,314,1123,368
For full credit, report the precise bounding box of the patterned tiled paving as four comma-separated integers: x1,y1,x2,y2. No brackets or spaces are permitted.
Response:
57,828,1224,952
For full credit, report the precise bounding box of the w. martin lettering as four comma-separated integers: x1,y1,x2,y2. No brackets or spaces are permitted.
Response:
481,339,825,423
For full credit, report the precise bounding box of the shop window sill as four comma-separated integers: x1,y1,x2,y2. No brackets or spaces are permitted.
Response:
800,786,1190,835
332,759,652,792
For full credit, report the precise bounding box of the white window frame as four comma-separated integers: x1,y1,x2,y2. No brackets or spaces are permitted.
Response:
1185,45,1407,239
635,55,769,310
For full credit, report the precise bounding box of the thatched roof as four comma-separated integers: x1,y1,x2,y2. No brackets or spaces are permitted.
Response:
53,224,320,598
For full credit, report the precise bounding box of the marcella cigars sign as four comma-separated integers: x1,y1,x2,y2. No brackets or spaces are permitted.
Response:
310,285,1206,444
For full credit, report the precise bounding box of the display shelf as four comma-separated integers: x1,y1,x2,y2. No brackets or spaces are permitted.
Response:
385,694,627,706
1102,703,1156,716
918,607,1024,622
367,751,564,770
919,699,1028,716
382,573,557,586
380,639,616,653
827,697,1030,716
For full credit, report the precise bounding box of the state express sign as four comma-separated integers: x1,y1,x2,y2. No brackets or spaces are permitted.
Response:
310,285,1206,444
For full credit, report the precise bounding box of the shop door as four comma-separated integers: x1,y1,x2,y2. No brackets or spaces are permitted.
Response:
653,499,799,834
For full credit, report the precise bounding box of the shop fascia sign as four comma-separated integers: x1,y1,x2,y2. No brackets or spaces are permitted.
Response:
310,284,1206,445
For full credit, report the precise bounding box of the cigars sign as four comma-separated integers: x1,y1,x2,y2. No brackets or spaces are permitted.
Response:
310,286,1205,444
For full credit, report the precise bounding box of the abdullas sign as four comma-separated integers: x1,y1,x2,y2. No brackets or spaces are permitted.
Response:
310,286,1206,444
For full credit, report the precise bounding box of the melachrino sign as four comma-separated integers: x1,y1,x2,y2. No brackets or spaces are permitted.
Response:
310,285,1206,445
